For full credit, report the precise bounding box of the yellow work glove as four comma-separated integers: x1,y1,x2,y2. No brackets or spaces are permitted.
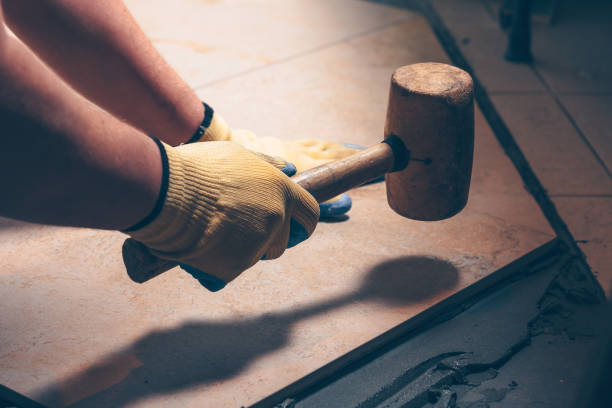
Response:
192,103,358,171
125,140,320,284
192,103,359,216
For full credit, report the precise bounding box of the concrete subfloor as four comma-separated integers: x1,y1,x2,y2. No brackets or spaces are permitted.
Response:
283,246,609,408
2,0,608,406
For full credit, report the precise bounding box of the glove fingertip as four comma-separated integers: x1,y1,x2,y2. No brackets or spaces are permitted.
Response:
281,162,297,177
287,218,310,248
180,263,227,292
320,193,352,218
263,246,285,260
266,227,291,259
252,151,292,173
291,191,320,236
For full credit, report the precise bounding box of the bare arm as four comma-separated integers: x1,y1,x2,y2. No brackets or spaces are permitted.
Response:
2,0,203,145
0,18,161,230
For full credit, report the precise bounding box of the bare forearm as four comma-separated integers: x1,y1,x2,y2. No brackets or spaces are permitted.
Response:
2,0,203,145
0,29,161,230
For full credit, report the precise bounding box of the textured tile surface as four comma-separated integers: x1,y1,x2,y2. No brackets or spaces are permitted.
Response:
126,0,413,88
491,93,612,196
426,0,612,298
557,93,612,173
195,17,448,147
555,197,612,297
431,0,545,93
530,1,612,93
478,0,612,93
0,1,553,407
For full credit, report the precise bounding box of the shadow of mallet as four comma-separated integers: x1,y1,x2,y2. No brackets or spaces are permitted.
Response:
122,62,475,284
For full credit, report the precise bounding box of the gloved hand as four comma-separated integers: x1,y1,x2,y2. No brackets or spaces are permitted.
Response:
192,103,359,216
125,140,320,285
193,103,358,168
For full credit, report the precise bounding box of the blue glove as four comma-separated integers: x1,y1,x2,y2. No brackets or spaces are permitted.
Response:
319,194,352,218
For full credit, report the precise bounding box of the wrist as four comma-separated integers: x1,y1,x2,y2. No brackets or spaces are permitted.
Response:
186,102,232,143
123,137,170,232
185,102,214,143
124,141,220,251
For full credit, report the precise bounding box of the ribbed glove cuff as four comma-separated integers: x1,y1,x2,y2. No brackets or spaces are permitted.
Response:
125,141,221,255
186,102,232,143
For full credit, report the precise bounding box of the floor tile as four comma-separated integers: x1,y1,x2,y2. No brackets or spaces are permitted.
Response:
430,0,545,93
480,0,612,93
195,17,449,147
0,2,553,407
557,93,612,174
554,197,612,297
491,93,612,196
530,1,612,93
468,108,553,234
125,0,413,88
433,1,612,304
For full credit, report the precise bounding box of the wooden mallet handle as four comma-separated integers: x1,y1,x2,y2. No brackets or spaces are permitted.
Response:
123,141,400,284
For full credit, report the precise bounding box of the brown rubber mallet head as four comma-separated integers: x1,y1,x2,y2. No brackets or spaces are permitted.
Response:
122,62,474,284
384,62,474,220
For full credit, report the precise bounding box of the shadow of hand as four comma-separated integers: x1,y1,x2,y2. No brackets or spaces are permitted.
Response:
37,256,458,407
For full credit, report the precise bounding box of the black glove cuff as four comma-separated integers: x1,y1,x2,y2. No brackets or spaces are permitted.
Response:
123,137,170,232
185,102,214,144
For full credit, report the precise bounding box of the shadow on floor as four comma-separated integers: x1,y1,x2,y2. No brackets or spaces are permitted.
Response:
0,217,36,231
35,256,458,408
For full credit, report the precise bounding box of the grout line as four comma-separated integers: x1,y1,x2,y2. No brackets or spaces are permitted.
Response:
530,66,612,178
250,3,608,406
473,1,612,180
556,91,612,95
250,239,565,408
550,194,612,198
192,16,411,90
416,0,605,299
489,90,548,95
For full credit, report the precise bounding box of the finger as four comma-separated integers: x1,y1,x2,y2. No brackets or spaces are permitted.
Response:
319,193,352,218
280,162,297,177
252,151,297,176
288,183,320,237
179,263,227,292
229,128,258,144
287,219,310,248
263,216,291,260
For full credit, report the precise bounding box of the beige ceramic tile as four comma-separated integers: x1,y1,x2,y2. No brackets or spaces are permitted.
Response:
530,2,612,93
468,108,553,234
554,197,612,298
466,0,612,93
195,17,449,147
491,93,612,196
431,0,545,93
124,0,413,88
557,93,612,173
0,2,553,408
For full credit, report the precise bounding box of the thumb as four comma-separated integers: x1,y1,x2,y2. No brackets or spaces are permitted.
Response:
287,183,320,238
251,151,297,177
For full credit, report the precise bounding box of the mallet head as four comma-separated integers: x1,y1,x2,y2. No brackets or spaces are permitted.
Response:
384,62,474,221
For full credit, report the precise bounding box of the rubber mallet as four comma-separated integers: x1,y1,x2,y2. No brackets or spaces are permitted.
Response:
122,62,474,284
